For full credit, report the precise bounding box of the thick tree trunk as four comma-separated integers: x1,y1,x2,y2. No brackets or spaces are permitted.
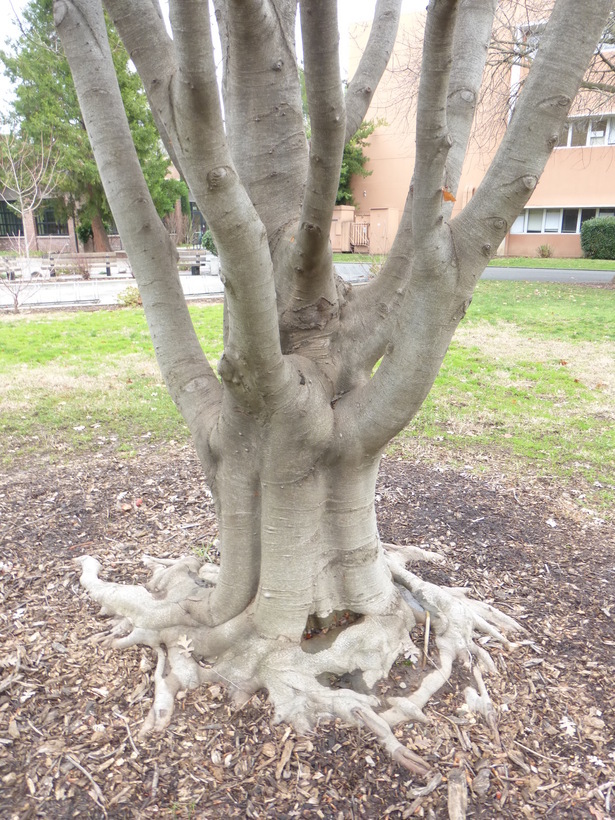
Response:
57,0,613,774
90,208,112,252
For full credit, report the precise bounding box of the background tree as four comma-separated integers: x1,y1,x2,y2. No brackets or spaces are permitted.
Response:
336,120,379,206
55,0,611,774
1,0,187,251
0,131,59,262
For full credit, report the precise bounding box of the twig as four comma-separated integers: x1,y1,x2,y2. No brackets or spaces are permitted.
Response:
65,753,106,809
151,763,159,799
422,610,431,669
513,740,561,764
113,710,139,756
448,767,468,819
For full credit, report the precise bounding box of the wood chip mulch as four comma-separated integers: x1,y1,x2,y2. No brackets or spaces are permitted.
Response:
1,443,614,819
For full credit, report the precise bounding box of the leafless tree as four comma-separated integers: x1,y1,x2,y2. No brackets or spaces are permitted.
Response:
0,131,60,268
55,0,611,772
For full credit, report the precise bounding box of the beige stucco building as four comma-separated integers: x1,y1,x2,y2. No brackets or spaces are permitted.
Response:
343,9,615,258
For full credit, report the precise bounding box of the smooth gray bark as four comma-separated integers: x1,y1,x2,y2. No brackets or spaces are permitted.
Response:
56,0,612,766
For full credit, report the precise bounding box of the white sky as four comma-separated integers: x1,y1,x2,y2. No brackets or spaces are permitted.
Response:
0,0,425,115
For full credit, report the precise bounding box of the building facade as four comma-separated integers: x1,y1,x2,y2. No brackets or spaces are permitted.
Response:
348,8,615,258
0,197,80,254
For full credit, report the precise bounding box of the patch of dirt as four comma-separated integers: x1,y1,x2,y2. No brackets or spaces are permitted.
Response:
455,321,615,398
1,444,614,819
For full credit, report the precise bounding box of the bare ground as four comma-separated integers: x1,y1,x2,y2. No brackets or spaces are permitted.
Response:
1,442,614,819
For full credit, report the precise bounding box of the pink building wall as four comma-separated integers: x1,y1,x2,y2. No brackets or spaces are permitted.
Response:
348,10,615,258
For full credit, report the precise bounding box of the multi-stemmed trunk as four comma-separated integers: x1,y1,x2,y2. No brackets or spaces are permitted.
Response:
57,0,612,770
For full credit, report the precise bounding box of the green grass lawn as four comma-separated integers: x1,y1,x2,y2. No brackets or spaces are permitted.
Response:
332,252,615,270
1,283,613,511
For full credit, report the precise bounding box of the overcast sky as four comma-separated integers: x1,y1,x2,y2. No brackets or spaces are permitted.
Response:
0,0,425,115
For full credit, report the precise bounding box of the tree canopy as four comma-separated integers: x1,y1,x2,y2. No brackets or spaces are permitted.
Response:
1,0,187,249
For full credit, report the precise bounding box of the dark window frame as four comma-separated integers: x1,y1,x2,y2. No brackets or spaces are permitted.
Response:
0,201,25,236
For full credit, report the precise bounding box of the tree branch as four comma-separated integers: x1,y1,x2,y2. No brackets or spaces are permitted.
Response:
336,0,613,458
55,0,222,468
345,0,403,142
167,0,290,410
336,0,469,386
452,0,614,280
445,0,498,196
412,0,459,244
293,0,345,278
103,0,181,172
215,0,308,241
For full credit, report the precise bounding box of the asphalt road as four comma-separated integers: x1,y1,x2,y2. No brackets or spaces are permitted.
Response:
335,262,614,285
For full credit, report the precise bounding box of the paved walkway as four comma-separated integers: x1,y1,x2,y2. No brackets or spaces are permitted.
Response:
1,259,612,311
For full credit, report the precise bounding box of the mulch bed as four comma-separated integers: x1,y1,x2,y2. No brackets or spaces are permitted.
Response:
1,443,613,819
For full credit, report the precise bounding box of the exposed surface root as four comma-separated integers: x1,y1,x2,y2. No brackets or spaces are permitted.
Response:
382,552,523,726
75,547,522,773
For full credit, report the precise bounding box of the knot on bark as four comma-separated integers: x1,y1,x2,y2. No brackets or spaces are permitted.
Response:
489,217,507,232
217,351,246,387
207,166,232,191
300,222,322,237
539,94,572,110
53,0,68,25
288,296,336,330
481,243,492,257
522,175,538,191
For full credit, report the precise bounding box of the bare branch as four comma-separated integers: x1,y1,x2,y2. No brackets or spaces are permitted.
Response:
412,0,459,245
294,0,346,276
215,0,308,240
0,132,60,258
166,0,289,409
336,0,613,458
446,0,498,195
453,0,614,279
55,0,222,465
345,0,403,142
103,0,180,170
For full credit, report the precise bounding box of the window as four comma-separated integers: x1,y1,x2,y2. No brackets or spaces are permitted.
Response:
590,119,608,146
510,214,525,234
510,207,615,235
556,115,615,148
562,209,579,233
570,119,589,147
35,204,68,236
556,123,570,148
515,21,547,62
527,210,543,232
544,209,561,232
0,201,24,236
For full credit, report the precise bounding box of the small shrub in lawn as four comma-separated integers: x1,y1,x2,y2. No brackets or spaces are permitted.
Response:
536,243,553,258
117,286,142,307
581,216,615,259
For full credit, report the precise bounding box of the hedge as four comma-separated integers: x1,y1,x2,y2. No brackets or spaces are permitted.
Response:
580,216,615,260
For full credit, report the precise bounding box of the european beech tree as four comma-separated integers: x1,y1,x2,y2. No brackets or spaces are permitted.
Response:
55,0,612,771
